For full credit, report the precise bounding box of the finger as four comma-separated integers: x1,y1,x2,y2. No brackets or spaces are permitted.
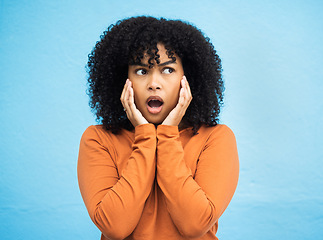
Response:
184,76,192,100
178,87,186,107
128,82,138,113
181,81,192,111
120,79,129,106
179,77,191,111
123,80,135,114
123,81,133,116
122,81,130,107
180,78,190,105
128,81,134,104
182,76,191,103
128,81,136,107
121,79,129,99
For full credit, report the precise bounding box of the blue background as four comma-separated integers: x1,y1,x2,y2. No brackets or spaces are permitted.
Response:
1,0,322,239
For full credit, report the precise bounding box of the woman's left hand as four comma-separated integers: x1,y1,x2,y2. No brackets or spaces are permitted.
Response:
162,76,192,126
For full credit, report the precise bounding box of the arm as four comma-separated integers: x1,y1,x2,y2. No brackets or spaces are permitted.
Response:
156,124,239,238
77,124,156,240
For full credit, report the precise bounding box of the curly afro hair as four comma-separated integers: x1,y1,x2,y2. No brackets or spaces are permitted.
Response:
87,16,224,134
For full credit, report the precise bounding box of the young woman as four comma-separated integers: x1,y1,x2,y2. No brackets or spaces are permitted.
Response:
78,16,239,240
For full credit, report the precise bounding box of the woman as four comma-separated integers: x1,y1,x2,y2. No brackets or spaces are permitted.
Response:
78,16,239,240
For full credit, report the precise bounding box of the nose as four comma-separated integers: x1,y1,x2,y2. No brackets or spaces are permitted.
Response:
147,72,161,91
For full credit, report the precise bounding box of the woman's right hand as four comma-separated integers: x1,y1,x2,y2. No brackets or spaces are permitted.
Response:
120,79,148,127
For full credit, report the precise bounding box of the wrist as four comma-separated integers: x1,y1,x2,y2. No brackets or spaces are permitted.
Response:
157,124,179,134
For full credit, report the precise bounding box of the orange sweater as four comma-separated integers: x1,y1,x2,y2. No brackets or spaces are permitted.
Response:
78,124,239,240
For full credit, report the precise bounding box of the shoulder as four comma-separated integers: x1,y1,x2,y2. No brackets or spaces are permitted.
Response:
81,125,109,143
79,125,132,160
81,125,105,137
196,124,237,148
80,125,134,148
197,124,236,139
80,125,127,145
82,124,132,138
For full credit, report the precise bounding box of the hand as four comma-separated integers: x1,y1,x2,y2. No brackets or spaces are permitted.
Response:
120,79,148,127
162,76,192,126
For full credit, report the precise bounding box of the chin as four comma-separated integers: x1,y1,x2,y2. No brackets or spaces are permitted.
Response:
145,116,165,125
147,119,163,125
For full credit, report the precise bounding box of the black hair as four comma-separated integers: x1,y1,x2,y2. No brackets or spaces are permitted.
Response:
87,16,224,134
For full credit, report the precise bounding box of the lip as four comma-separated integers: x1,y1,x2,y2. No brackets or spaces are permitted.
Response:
146,96,164,114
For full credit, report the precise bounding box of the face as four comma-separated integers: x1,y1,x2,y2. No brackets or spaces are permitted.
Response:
128,44,184,125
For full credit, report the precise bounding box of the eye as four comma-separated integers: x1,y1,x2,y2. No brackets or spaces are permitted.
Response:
135,69,147,75
162,67,174,74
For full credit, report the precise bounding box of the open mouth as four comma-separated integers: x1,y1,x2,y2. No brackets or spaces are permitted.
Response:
146,96,164,114
148,99,163,108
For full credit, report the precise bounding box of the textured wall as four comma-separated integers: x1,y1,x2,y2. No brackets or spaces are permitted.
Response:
1,0,322,239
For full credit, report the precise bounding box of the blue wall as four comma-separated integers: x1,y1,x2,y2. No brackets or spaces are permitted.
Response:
1,0,322,239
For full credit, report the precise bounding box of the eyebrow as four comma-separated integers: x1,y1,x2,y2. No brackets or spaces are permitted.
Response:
159,60,177,66
130,60,177,67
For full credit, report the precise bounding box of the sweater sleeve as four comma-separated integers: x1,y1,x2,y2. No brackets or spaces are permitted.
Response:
77,124,156,240
156,124,239,238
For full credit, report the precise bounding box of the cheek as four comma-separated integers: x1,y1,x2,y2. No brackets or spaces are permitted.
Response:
132,85,144,106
